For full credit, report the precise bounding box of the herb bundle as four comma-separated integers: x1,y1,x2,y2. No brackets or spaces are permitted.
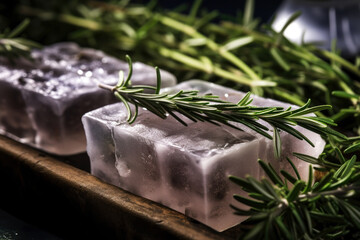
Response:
12,0,360,133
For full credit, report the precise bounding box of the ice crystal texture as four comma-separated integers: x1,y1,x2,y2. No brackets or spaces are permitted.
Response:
82,80,325,231
0,42,176,155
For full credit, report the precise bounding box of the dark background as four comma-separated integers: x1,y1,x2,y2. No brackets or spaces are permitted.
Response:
0,0,285,30
138,0,284,23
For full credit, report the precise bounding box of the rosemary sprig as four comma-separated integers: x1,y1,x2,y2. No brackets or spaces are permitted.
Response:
230,157,360,240
0,19,40,59
98,56,347,158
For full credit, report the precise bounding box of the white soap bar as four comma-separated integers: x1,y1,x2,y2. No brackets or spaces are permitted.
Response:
0,42,176,155
82,80,325,231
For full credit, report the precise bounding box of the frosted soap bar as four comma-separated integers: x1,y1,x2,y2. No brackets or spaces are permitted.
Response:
82,80,325,231
0,42,176,155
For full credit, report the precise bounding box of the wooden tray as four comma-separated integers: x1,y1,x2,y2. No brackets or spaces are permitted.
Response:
0,135,242,239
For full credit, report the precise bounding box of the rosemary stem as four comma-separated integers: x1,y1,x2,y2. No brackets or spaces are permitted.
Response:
270,88,305,106
281,45,323,65
299,185,360,200
157,15,261,81
320,50,360,76
59,14,103,31
18,6,103,31
331,109,359,122
221,21,272,43
337,80,358,106
98,83,115,91
158,46,275,87
219,47,261,80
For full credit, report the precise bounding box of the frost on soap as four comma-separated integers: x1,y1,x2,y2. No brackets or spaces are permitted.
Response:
0,42,176,155
82,80,325,231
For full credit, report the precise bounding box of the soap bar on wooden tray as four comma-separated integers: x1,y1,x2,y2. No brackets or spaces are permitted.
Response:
82,80,325,231
0,42,176,155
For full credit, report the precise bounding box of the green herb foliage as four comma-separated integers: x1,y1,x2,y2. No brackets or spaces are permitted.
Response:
0,19,40,59
230,157,360,240
11,0,360,136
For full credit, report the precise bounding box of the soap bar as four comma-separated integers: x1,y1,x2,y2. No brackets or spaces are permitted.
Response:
0,42,176,155
82,80,325,231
